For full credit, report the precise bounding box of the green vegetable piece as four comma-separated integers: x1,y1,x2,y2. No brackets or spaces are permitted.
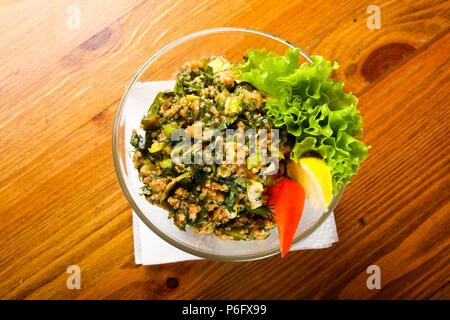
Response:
131,133,151,152
233,48,300,97
217,166,230,177
149,141,166,153
234,176,247,189
141,114,159,129
140,164,152,174
226,116,237,126
192,99,200,120
234,86,243,96
186,94,200,101
208,57,232,73
162,123,178,138
137,134,149,151
141,92,164,129
225,206,239,219
216,88,230,107
130,132,140,148
163,144,172,154
246,147,260,170
246,205,274,216
224,230,248,240
159,158,172,169
247,98,257,111
216,122,227,131
224,97,244,116
161,172,190,203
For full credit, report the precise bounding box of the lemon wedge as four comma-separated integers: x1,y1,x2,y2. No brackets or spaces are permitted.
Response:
286,157,332,209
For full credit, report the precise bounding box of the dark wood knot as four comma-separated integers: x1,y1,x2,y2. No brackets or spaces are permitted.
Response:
92,110,104,121
358,218,366,227
361,43,416,82
166,277,178,289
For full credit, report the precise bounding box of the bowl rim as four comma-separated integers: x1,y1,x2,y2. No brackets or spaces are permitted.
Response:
112,27,344,262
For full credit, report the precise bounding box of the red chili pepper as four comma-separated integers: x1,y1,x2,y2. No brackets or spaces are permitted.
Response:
266,178,305,257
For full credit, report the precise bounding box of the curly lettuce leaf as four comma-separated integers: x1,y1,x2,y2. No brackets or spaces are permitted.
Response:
235,49,299,97
235,49,369,194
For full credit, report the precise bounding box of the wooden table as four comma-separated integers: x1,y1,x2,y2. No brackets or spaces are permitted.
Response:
0,0,449,300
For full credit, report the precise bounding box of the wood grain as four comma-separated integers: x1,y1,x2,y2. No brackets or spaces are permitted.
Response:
0,0,449,300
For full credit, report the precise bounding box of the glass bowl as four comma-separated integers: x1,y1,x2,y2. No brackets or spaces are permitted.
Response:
113,27,344,262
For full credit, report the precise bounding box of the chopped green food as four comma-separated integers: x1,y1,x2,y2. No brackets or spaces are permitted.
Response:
130,49,368,241
131,56,282,240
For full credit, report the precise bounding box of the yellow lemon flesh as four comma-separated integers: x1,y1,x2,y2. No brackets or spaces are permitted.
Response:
286,157,332,209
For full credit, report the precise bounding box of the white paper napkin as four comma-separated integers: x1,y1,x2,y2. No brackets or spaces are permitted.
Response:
126,81,339,265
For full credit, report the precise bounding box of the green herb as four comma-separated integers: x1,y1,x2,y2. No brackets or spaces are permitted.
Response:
191,165,208,186
246,205,274,216
141,92,166,129
130,132,141,148
216,122,227,131
224,229,248,240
